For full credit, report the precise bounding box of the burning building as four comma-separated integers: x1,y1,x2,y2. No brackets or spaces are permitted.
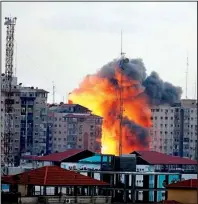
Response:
69,58,182,155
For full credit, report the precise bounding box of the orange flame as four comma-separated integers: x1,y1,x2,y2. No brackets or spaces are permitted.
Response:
69,66,152,155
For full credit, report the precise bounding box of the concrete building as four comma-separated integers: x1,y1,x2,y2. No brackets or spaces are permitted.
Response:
46,104,103,154
166,179,198,204
149,99,197,159
1,74,48,165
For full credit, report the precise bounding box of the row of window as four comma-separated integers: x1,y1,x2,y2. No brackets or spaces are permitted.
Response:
151,108,196,113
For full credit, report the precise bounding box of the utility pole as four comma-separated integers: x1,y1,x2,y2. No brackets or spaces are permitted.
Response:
2,17,17,174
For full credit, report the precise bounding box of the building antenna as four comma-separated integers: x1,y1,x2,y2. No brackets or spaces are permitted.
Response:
14,40,17,77
185,52,189,99
194,78,197,100
120,30,125,57
52,81,55,104
119,30,124,156
2,17,17,174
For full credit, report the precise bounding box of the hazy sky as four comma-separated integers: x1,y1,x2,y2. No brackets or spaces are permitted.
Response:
2,2,197,103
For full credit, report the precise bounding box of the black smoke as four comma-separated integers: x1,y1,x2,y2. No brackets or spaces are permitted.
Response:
123,118,149,146
97,58,182,105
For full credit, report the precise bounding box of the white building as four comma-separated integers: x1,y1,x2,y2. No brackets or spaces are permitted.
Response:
149,99,197,159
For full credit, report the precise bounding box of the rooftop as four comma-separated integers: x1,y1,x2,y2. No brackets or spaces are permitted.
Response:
166,179,198,189
131,150,197,165
163,201,182,204
2,166,109,186
32,149,95,162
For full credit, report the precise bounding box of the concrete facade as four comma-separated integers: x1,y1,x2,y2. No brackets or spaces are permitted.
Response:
1,75,48,165
47,104,103,153
149,99,197,159
167,189,197,204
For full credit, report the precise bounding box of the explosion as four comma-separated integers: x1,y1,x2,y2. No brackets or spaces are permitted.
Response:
69,58,182,155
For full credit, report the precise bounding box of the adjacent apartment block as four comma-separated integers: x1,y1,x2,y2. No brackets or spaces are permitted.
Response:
1,74,48,165
47,103,103,154
149,99,197,159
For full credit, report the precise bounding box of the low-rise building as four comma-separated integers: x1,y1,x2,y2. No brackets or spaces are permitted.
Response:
166,179,198,204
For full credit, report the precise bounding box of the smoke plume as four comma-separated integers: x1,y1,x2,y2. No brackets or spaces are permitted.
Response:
69,58,182,155
98,58,182,105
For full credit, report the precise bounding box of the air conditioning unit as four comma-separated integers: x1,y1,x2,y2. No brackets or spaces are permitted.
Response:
64,199,71,203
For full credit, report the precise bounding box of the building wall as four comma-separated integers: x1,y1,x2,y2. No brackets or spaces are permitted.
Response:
48,104,102,153
167,189,197,204
150,99,197,159
1,75,48,165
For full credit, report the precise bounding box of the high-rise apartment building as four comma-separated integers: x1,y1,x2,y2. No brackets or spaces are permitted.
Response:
149,99,197,159
1,74,48,165
46,103,103,154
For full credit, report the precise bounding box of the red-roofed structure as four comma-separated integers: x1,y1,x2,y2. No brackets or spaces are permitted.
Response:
131,150,197,165
165,179,198,204
28,149,94,163
2,166,109,186
166,179,198,189
1,166,111,203
163,201,182,204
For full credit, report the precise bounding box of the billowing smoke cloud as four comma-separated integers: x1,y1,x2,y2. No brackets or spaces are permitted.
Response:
98,58,182,105
143,71,182,105
123,117,149,146
69,58,182,154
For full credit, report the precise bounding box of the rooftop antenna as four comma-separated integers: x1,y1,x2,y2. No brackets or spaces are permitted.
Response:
120,30,125,58
14,40,17,77
118,30,126,157
194,78,197,100
185,52,189,99
52,81,55,104
2,16,17,174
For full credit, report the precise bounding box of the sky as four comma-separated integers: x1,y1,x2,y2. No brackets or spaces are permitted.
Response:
1,2,197,103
